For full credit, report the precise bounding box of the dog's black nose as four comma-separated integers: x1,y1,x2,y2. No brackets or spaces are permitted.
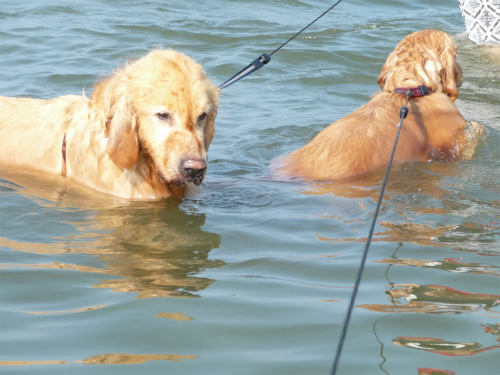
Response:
182,159,207,178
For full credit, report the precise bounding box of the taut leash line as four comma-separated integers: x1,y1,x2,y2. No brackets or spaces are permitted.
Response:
268,0,343,57
218,0,343,90
330,91,412,375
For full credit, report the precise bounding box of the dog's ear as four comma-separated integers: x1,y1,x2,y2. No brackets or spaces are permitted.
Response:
377,63,389,90
105,96,140,169
440,35,461,102
377,55,398,91
204,108,217,150
442,53,461,102
90,77,140,169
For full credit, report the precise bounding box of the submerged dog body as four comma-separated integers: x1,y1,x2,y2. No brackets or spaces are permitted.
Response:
275,29,477,181
0,49,219,199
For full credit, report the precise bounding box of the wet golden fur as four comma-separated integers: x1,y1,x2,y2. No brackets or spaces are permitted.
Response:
275,30,482,181
0,49,219,199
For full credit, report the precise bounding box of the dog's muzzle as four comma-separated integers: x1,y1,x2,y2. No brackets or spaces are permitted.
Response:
181,159,207,186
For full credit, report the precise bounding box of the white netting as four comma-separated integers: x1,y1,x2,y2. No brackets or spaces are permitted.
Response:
458,0,500,44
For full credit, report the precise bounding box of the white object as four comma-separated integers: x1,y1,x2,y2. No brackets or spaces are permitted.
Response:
458,0,500,44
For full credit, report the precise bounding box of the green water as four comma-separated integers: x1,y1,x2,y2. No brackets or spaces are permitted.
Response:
1,1,499,374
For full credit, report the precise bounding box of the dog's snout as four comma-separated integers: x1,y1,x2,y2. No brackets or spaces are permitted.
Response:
182,159,207,177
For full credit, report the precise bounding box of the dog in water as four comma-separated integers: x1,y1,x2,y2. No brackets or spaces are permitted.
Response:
274,29,484,181
0,49,219,199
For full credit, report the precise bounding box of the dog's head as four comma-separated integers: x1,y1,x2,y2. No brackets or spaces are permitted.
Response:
89,49,219,187
377,29,463,101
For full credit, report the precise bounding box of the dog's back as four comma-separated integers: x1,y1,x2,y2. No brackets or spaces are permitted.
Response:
0,95,89,174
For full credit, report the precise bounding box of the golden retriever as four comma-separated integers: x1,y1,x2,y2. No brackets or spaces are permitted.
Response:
0,49,219,199
274,29,483,181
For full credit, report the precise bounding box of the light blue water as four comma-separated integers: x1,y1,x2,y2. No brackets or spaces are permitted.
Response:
1,1,499,374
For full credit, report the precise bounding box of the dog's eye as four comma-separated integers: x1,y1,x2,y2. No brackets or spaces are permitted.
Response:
156,112,170,121
198,113,207,122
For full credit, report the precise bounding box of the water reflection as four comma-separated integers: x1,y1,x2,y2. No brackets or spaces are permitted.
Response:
360,284,500,314
91,207,224,298
0,360,68,366
376,257,500,277
297,161,458,200
417,369,456,375
317,222,456,247
314,203,499,256
1,171,220,366
156,312,193,321
24,305,107,314
80,353,197,364
394,323,500,356
0,170,224,299
0,353,198,366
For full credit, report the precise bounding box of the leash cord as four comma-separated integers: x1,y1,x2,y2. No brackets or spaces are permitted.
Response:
269,0,343,57
218,0,343,90
330,95,410,375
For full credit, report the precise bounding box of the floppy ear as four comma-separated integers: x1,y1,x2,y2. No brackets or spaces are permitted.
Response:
440,36,461,102
105,96,140,169
377,62,390,90
204,108,217,150
442,54,461,102
377,53,400,92
90,76,140,170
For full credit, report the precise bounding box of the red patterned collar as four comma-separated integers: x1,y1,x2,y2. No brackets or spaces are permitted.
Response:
393,85,432,97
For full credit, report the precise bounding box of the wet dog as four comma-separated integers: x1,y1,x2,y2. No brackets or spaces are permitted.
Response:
0,49,219,198
274,29,483,181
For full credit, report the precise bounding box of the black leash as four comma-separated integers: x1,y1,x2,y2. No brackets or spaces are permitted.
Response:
218,0,343,90
330,92,411,375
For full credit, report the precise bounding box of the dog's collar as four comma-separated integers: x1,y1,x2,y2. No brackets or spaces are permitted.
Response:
62,133,67,177
393,85,432,97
